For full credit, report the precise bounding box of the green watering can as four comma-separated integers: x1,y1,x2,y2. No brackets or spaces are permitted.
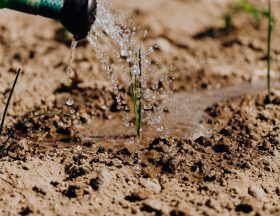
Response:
0,0,97,40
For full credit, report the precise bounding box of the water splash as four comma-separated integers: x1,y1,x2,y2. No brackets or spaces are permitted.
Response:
66,98,74,106
85,0,171,136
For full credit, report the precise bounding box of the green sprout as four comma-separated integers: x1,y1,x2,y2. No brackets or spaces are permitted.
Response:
130,49,143,138
224,0,274,103
137,49,143,138
266,0,273,103
224,0,269,32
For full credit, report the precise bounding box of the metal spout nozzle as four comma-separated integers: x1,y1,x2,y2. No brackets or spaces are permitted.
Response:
60,0,97,40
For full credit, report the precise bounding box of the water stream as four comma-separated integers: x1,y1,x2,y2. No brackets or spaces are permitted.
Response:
65,41,78,107
163,80,280,140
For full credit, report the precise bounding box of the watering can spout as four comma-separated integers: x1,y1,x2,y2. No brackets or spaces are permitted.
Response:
0,0,97,40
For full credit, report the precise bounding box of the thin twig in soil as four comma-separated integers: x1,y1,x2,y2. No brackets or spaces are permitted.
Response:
0,112,72,156
0,109,102,156
0,69,21,137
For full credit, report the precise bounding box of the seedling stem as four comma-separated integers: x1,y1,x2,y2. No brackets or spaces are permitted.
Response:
130,49,143,138
137,49,142,138
266,0,272,103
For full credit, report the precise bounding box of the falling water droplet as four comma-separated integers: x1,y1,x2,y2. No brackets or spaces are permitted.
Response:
58,121,64,127
156,126,164,132
66,66,75,77
144,104,152,110
155,115,161,123
143,30,148,38
66,98,74,106
129,137,134,144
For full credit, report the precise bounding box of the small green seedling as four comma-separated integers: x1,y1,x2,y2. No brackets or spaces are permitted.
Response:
137,49,143,138
224,0,274,103
224,0,269,32
130,49,143,138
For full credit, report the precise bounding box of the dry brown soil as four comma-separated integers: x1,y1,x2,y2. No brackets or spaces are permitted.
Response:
0,0,280,215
